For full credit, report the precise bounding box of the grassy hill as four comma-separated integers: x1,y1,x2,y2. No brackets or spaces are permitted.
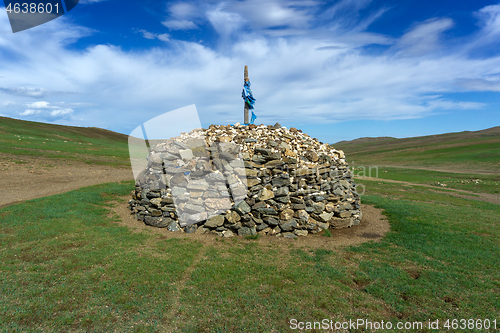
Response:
0,116,130,167
2,116,499,172
333,126,500,173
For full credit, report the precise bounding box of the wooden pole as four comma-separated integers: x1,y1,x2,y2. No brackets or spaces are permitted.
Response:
244,65,249,125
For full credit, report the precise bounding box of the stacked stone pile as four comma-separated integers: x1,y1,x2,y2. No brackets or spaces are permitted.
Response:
128,123,362,238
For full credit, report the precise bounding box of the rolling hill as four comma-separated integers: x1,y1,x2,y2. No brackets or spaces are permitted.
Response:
1,116,499,172
333,126,500,173
0,116,130,166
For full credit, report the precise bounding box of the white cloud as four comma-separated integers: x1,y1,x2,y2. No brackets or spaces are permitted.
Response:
162,2,203,30
26,101,52,109
227,0,314,30
394,18,454,56
2,101,16,107
456,78,500,92
157,33,170,42
0,87,47,98
50,108,74,116
16,100,74,118
136,29,170,42
169,2,200,19
162,19,198,30
163,0,317,34
138,29,157,40
321,0,377,31
475,4,500,35
1,1,499,137
18,107,73,117
467,4,500,53
425,99,486,110
325,0,372,16
206,4,244,39
19,109,42,116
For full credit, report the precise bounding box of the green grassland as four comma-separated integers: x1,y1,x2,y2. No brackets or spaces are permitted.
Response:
0,116,130,166
334,126,500,173
1,120,499,331
351,166,500,194
1,180,499,332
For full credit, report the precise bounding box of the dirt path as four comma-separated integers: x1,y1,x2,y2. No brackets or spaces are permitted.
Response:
110,198,390,249
356,176,500,205
0,154,134,208
372,164,499,175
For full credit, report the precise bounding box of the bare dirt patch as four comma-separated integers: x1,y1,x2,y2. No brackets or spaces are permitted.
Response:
374,164,500,175
109,197,390,250
0,154,133,208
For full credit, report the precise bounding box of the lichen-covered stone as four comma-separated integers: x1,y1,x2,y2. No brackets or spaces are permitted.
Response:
282,232,297,239
205,215,225,228
238,227,256,236
257,188,274,201
295,230,308,237
234,200,251,215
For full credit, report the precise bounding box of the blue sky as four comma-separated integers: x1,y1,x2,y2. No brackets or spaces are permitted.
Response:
0,0,499,143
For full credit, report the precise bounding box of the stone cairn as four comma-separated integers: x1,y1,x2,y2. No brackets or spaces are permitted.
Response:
128,123,362,239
